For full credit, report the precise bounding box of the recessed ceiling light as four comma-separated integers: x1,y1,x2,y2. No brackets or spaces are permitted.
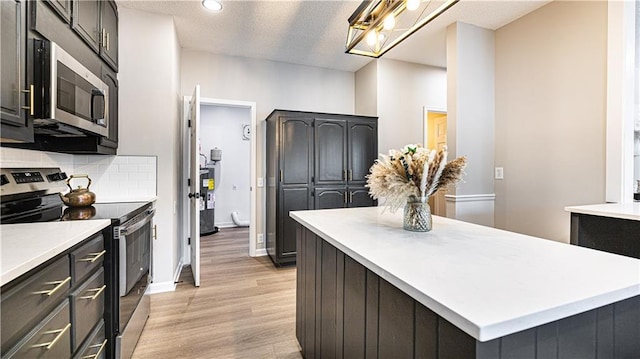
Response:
202,0,222,12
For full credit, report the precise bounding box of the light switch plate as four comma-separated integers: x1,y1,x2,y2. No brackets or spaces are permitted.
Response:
257,233,264,244
495,167,504,180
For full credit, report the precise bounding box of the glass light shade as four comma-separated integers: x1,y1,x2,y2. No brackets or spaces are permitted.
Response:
383,14,396,30
366,30,378,46
407,0,420,11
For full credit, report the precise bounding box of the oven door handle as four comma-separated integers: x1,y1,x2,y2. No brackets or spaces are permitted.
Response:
120,209,155,236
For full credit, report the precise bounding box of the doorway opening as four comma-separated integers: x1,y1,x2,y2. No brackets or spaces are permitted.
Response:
424,107,448,217
182,90,258,287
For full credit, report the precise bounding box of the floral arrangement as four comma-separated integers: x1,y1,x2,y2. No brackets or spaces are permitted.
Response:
366,144,467,212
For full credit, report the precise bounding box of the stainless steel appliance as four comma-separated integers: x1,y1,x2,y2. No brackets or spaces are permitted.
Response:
0,167,154,359
33,40,109,137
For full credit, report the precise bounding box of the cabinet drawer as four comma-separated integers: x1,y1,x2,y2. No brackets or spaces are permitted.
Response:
71,233,105,285
2,300,72,359
71,268,105,351
73,320,106,359
1,255,71,352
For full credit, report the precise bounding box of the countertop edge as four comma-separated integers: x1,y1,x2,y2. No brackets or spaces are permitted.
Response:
1,219,111,286
565,203,640,221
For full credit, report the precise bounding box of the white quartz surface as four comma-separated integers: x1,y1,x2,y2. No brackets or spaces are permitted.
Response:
96,196,158,204
0,220,111,286
565,202,640,221
291,207,640,342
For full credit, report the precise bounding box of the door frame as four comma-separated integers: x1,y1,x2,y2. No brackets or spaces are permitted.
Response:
423,106,447,147
182,96,259,261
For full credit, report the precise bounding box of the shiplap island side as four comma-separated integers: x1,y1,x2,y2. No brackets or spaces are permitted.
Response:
291,207,640,358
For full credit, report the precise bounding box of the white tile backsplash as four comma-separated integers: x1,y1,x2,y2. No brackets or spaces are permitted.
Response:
0,148,156,202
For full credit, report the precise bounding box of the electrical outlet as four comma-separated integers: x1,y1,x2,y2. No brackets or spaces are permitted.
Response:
257,177,264,187
257,233,264,244
495,167,504,180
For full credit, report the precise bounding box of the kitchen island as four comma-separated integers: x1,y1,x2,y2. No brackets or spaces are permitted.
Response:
291,207,640,358
566,203,640,259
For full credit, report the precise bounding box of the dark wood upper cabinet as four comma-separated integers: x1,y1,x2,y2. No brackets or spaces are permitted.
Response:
71,0,117,71
348,119,378,185
99,65,118,149
45,0,71,23
315,119,347,185
99,0,118,71
72,0,101,52
280,117,314,185
1,0,34,143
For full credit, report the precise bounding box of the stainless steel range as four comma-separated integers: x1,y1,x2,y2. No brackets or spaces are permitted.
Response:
0,167,154,359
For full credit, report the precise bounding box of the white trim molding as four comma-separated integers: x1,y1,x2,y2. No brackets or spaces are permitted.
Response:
445,193,495,227
255,248,268,257
148,281,177,294
444,193,496,202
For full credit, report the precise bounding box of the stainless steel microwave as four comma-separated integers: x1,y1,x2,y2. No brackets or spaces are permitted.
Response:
33,40,109,137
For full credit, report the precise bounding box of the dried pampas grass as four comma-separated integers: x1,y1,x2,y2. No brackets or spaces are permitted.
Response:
366,144,467,213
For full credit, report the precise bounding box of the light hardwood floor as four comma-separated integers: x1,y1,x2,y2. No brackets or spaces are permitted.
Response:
132,228,302,359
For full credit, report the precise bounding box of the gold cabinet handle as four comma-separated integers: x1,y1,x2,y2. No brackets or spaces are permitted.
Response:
106,32,110,51
31,323,71,350
102,28,107,48
32,277,71,296
81,339,108,359
348,169,353,181
21,84,34,116
349,191,353,203
79,250,106,263
80,285,106,300
153,224,157,240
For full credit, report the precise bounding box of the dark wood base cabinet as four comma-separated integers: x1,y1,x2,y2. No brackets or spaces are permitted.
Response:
570,213,640,259
265,110,378,266
296,225,640,359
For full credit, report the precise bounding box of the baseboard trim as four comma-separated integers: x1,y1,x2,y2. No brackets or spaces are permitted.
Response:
444,193,496,202
148,281,176,294
173,258,183,283
254,248,267,257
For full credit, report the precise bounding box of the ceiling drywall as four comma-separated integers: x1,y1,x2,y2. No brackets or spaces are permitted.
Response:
118,0,551,72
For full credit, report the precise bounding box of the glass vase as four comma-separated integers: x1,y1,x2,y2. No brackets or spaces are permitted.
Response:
403,196,432,232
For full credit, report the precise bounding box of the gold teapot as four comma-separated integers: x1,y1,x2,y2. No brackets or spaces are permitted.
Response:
60,174,96,207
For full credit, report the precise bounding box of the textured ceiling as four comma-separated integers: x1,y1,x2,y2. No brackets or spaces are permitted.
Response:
118,0,550,72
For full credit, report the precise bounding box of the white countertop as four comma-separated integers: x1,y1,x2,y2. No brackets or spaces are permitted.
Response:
0,220,111,286
291,207,640,342
565,202,640,221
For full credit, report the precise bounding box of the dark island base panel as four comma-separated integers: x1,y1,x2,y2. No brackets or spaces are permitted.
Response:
570,213,640,259
295,225,640,359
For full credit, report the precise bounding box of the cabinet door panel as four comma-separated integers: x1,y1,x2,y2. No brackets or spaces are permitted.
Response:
45,0,71,23
280,118,313,185
100,0,118,71
280,187,310,256
72,0,100,52
99,67,118,149
348,120,377,184
349,187,375,208
315,187,347,210
1,0,26,128
315,119,347,185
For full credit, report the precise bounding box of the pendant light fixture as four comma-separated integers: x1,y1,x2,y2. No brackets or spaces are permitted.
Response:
202,0,223,12
346,0,459,58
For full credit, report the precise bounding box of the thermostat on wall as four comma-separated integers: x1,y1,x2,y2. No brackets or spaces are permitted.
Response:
242,124,251,140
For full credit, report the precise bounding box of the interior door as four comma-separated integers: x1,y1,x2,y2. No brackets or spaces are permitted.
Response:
431,115,447,216
189,86,201,286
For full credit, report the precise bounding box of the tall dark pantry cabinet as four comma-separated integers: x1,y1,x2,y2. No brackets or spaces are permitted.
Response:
266,110,378,265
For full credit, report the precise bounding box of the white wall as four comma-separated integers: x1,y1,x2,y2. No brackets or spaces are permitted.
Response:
181,50,355,251
445,22,495,226
355,61,378,117
494,0,607,242
119,8,182,291
200,105,251,227
354,59,447,155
